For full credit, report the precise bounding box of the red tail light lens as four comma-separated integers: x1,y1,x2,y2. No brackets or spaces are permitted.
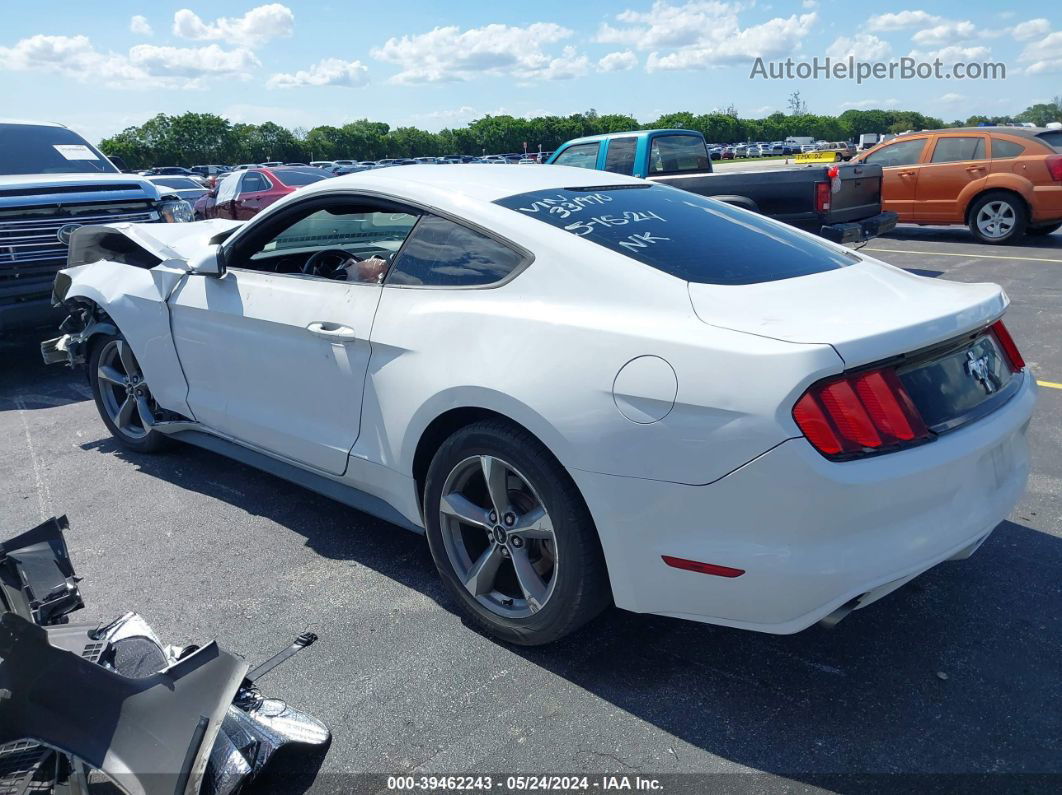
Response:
1045,155,1062,182
990,320,1025,370
814,180,830,212
793,366,930,459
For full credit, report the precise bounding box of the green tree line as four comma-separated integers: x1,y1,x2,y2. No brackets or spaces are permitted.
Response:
99,100,1062,169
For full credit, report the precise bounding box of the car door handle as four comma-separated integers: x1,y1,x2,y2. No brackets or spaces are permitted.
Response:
898,170,916,176
306,322,357,341
965,166,985,172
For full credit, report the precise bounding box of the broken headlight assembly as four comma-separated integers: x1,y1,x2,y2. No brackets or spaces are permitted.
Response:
0,515,331,795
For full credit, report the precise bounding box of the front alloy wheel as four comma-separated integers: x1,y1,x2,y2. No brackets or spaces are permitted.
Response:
89,334,169,452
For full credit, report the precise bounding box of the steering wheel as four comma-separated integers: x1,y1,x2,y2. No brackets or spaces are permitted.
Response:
302,248,359,280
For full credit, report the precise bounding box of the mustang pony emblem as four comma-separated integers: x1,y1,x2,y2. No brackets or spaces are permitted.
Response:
965,349,996,393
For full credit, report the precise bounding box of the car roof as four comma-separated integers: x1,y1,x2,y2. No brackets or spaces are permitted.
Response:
896,126,1055,140
558,129,700,146
0,118,66,128
301,163,644,204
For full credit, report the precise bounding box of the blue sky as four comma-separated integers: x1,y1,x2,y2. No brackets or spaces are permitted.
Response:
1,1,1059,143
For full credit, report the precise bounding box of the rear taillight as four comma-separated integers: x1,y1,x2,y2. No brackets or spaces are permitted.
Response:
1046,155,1062,182
814,180,830,212
793,367,930,459
990,320,1025,370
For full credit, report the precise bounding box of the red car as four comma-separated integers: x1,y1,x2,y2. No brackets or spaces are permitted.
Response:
193,166,329,220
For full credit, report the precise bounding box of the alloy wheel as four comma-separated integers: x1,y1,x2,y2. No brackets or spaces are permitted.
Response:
975,201,1016,240
96,340,156,439
438,455,558,619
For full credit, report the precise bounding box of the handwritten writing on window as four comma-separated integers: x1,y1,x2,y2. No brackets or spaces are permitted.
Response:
618,232,670,252
564,211,667,237
514,192,613,219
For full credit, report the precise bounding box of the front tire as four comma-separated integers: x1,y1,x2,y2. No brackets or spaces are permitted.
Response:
424,419,611,645
88,334,169,453
968,192,1028,244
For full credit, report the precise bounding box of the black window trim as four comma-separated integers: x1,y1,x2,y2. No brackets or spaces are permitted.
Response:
219,189,533,289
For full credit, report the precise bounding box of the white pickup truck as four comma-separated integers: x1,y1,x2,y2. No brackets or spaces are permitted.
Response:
0,119,192,333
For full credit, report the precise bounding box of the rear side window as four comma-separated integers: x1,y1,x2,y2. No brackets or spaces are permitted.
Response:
240,172,269,192
864,138,926,167
648,135,709,174
552,143,600,169
991,139,1026,159
1037,130,1062,148
387,215,525,287
931,137,986,163
603,137,637,175
495,184,856,286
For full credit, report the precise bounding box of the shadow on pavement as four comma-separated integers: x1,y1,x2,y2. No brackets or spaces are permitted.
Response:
80,434,1061,781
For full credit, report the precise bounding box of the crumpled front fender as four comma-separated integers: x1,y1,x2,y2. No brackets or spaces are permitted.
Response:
48,260,193,418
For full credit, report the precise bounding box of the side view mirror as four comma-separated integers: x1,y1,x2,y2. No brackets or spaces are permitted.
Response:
187,250,225,277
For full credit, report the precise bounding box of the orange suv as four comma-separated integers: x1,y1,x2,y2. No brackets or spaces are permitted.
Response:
854,127,1062,244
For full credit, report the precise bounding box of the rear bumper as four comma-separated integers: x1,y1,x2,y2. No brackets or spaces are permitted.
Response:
570,371,1035,634
0,297,59,334
819,211,898,244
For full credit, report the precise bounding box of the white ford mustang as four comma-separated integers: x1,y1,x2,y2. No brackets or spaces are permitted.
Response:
43,165,1035,644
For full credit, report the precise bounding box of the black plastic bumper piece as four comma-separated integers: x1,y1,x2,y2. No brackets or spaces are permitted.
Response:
819,211,898,244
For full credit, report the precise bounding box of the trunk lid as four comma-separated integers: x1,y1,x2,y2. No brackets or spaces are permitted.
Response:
687,258,1007,367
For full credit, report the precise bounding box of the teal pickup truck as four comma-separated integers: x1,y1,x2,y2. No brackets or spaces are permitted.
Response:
546,129,897,244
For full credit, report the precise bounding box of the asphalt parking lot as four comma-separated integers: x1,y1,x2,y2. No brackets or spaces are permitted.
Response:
1,227,1060,792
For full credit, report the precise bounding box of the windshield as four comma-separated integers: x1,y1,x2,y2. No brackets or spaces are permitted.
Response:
272,168,329,186
0,124,118,175
495,184,858,285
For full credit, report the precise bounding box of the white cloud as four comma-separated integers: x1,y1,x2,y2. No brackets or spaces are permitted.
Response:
1018,31,1062,75
911,45,991,63
939,92,964,104
596,0,816,69
267,57,369,89
1011,18,1051,41
129,15,153,36
802,0,819,8
597,50,638,72
839,98,899,110
540,46,590,80
826,34,890,60
370,23,577,83
866,10,942,32
173,3,294,47
911,20,976,46
0,33,258,89
594,1,816,72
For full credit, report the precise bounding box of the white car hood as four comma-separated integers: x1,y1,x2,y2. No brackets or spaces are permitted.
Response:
687,258,1007,366
67,219,243,268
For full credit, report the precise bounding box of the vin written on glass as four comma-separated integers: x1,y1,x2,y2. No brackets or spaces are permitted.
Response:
494,184,857,285
565,210,667,236
513,192,613,218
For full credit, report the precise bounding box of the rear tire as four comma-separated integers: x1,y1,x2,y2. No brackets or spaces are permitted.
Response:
1027,222,1061,237
968,191,1028,244
424,419,611,645
88,334,170,453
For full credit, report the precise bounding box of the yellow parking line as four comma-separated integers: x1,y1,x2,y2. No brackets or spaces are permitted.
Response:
862,247,1062,264
1037,380,1062,390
